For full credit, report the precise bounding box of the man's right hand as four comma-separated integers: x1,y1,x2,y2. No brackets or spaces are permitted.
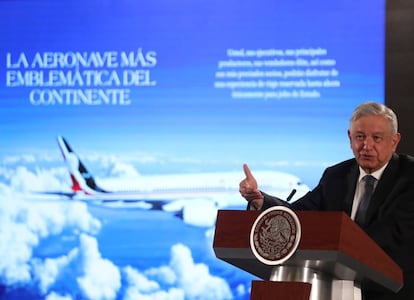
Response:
239,163,264,210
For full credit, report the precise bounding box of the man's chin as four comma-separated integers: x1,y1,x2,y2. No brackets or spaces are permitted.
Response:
358,160,377,172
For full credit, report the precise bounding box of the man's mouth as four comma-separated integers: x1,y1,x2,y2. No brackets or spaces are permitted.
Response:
360,154,374,160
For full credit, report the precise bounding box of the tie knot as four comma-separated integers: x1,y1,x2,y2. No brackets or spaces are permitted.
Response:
363,175,376,192
363,175,376,186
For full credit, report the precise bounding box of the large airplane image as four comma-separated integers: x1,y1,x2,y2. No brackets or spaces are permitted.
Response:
56,136,310,226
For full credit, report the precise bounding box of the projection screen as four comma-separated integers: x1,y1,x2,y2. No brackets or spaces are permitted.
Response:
0,0,385,299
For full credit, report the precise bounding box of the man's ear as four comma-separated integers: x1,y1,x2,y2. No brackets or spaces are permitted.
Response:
392,132,401,151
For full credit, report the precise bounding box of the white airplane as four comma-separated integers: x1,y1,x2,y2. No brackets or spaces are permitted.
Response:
56,136,310,226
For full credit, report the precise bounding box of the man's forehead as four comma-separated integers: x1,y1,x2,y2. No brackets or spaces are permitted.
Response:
349,117,392,135
351,115,388,127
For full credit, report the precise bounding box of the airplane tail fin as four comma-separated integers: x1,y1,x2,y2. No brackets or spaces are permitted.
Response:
57,136,107,194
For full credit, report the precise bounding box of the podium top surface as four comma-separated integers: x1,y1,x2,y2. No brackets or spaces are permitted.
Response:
213,210,403,293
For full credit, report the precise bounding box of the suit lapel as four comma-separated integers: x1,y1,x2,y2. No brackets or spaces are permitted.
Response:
365,154,399,225
343,163,360,215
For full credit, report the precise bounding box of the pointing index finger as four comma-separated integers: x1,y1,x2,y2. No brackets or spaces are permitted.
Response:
243,163,253,180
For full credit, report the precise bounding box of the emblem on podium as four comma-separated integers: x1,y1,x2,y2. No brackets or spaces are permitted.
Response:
250,206,301,265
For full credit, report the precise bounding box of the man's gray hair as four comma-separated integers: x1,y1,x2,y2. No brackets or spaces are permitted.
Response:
350,101,398,134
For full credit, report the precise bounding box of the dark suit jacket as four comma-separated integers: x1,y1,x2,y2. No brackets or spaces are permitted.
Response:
261,153,414,300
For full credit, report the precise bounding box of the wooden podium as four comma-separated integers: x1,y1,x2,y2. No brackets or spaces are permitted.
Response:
213,210,403,300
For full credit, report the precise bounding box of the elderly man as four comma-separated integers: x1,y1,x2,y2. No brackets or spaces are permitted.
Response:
239,101,414,300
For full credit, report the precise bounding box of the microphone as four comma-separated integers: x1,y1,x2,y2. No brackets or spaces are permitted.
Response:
286,189,297,202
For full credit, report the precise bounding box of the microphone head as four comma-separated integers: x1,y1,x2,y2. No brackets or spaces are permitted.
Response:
286,189,297,202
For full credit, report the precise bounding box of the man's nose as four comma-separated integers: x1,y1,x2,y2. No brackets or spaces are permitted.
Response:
363,137,374,149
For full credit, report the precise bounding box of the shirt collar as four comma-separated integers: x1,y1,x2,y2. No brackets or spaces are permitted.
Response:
358,162,388,182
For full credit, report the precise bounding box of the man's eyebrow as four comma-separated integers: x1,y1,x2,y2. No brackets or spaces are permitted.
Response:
352,131,385,136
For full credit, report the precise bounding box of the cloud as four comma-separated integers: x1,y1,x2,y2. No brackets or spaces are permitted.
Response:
0,165,101,287
32,234,121,300
108,161,140,178
0,192,100,285
124,243,233,300
86,154,141,178
31,240,233,300
2,154,37,165
76,235,122,300
3,165,70,193
123,266,184,300
0,159,239,300
33,250,75,294
45,291,73,300
168,244,233,300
